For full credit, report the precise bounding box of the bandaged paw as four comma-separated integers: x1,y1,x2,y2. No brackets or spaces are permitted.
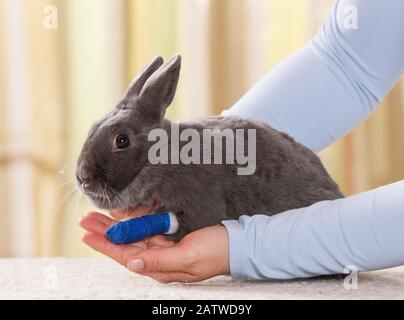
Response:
106,211,179,245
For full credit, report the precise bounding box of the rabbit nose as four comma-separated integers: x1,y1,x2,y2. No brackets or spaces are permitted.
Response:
76,172,92,190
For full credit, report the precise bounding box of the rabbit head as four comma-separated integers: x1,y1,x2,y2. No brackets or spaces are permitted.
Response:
76,54,181,210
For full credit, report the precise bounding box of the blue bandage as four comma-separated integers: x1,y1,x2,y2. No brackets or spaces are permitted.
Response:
106,211,171,245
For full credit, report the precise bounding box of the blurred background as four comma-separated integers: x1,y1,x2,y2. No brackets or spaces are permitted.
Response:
0,0,403,258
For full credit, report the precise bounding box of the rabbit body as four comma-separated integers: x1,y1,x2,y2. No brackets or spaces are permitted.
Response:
128,116,343,240
76,55,343,241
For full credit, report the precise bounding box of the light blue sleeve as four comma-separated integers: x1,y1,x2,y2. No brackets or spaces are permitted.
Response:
223,181,404,279
222,0,404,152
221,0,404,279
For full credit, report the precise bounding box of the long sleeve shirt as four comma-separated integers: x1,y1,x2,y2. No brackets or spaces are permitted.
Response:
221,0,404,279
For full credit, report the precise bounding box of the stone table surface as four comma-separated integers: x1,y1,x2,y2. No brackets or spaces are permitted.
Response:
0,258,403,299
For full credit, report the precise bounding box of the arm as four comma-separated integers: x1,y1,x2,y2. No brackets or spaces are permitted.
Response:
223,0,404,152
222,0,404,279
223,180,404,279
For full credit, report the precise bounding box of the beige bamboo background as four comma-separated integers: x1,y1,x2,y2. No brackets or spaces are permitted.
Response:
0,0,403,257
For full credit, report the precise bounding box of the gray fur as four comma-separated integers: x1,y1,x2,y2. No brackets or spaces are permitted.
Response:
76,54,343,241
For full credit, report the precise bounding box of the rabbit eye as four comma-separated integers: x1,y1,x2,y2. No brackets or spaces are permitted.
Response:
115,134,130,149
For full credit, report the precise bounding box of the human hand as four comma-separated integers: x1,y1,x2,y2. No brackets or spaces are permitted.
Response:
79,211,230,283
108,205,156,221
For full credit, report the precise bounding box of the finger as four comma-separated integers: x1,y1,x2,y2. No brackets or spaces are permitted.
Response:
126,246,190,273
85,211,115,225
147,235,175,248
125,235,172,250
81,231,145,266
109,205,151,220
109,207,134,220
79,215,111,235
139,271,196,284
128,205,154,219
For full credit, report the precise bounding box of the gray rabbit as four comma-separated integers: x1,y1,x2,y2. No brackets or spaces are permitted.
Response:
76,55,343,241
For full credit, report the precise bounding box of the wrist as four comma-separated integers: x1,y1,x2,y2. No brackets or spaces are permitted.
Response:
221,219,248,278
216,224,230,275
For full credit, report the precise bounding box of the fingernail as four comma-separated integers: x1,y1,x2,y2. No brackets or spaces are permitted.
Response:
128,259,144,271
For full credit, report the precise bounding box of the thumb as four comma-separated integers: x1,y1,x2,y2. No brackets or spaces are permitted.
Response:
127,246,190,273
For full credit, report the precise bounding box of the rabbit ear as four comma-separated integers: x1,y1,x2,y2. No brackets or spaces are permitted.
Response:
137,54,181,120
125,55,164,98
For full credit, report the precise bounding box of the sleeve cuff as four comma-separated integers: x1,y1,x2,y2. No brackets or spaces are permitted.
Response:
221,219,249,279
